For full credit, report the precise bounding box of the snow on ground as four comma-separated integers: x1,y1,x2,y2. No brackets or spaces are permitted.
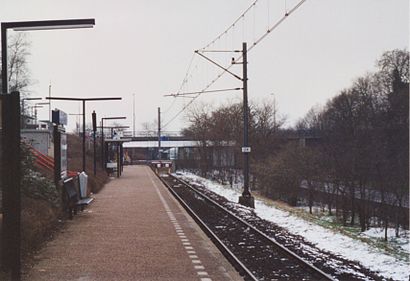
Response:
360,228,410,253
177,171,410,281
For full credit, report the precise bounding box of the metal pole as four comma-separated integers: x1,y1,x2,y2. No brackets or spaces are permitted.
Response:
117,143,120,178
158,107,161,160
21,100,25,128
120,143,122,175
48,83,51,123
133,93,135,137
92,111,96,176
1,25,22,279
93,131,96,175
101,119,104,169
34,107,38,124
243,42,249,196
2,92,21,280
239,42,255,208
82,100,86,172
53,124,61,185
1,24,7,94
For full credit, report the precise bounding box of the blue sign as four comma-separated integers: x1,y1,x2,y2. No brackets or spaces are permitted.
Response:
52,109,68,125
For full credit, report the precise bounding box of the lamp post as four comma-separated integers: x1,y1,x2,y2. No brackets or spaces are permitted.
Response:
133,93,136,138
2,19,95,95
30,105,43,124
46,97,122,172
101,117,126,170
92,111,97,175
21,97,41,128
1,18,95,281
68,113,83,134
158,107,161,160
33,102,50,125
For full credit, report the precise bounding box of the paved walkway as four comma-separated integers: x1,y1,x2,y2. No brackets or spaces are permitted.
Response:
23,166,242,281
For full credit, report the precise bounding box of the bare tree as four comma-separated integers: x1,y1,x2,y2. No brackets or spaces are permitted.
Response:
0,33,32,95
183,103,214,175
140,121,158,137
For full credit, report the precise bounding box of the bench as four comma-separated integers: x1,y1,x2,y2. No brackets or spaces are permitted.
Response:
63,177,94,219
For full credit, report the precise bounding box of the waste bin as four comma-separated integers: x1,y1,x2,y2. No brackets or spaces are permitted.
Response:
79,171,88,198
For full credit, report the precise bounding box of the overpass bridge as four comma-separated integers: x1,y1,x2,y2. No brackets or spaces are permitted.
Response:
125,135,192,142
120,136,235,168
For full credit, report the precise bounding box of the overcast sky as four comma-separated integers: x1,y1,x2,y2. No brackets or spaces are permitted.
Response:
1,0,408,133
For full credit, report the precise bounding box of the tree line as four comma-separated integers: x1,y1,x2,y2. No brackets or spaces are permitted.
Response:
181,49,409,238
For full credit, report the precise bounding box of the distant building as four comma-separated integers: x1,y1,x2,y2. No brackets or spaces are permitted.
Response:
21,129,52,156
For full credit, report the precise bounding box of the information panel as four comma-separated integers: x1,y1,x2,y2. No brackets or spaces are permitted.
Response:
60,132,67,178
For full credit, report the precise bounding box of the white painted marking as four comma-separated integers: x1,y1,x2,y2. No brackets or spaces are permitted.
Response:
194,265,205,270
146,170,212,281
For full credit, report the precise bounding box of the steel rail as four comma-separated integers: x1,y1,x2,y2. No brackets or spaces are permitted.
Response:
167,174,336,281
158,175,259,281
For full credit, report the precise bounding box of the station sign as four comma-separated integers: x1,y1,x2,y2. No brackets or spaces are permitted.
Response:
241,147,251,153
52,109,68,125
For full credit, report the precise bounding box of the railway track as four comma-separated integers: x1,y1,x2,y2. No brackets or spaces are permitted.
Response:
159,173,336,281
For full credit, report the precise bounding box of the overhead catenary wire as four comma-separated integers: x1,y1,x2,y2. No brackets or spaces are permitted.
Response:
177,0,308,95
162,97,176,114
163,0,308,129
267,0,270,30
161,53,196,119
200,0,259,50
164,87,242,97
163,1,260,128
248,0,307,53
177,53,196,94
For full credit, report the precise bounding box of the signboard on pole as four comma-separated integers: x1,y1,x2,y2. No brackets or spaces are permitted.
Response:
52,109,67,125
60,132,67,178
241,147,251,153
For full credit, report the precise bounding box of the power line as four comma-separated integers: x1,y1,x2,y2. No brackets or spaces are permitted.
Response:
165,87,242,97
161,53,195,121
248,0,308,53
200,0,259,50
163,0,308,129
177,53,196,94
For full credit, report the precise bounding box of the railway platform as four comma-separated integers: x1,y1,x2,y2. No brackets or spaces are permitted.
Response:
23,165,242,281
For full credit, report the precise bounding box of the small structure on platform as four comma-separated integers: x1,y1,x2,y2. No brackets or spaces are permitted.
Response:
21,128,52,156
151,160,172,175
104,137,132,177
